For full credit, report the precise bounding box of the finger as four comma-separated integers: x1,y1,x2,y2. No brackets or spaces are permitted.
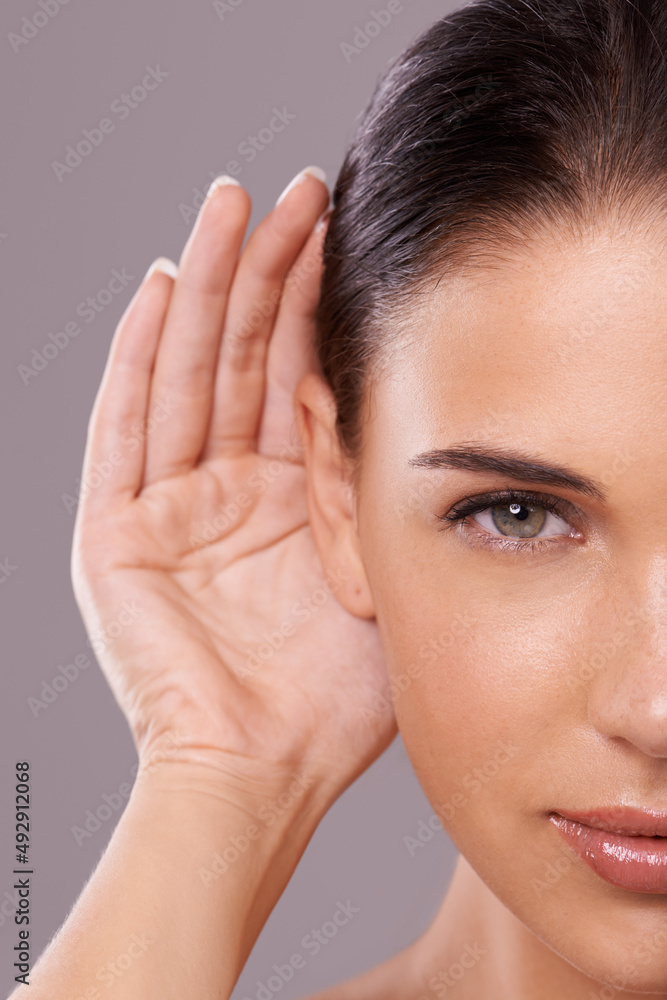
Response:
77,259,177,515
256,211,330,458
202,166,329,461
142,178,252,488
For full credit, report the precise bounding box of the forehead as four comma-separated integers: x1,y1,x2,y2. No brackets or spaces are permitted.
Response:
369,225,667,454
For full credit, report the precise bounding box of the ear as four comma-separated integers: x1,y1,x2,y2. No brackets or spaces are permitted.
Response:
294,372,375,619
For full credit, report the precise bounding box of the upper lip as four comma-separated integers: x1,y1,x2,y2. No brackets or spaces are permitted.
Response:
551,807,667,837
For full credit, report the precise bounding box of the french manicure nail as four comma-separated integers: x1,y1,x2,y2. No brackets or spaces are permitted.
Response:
206,174,242,198
145,257,178,280
276,166,327,206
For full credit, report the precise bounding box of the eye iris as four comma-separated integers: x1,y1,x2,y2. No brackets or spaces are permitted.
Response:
491,503,547,538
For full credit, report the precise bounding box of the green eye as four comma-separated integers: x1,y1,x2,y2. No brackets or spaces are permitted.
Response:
490,503,547,538
438,489,580,553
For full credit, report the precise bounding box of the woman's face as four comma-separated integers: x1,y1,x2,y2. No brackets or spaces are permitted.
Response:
352,220,667,987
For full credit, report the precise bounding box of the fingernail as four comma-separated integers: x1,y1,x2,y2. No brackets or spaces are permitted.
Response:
206,174,242,198
315,207,333,233
276,166,327,206
145,256,178,280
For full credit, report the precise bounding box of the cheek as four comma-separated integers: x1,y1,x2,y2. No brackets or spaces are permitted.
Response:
367,547,606,832
387,614,552,825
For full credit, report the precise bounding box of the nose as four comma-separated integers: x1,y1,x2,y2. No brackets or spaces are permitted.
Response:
586,576,667,758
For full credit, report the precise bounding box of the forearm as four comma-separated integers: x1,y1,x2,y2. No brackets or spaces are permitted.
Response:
15,757,326,999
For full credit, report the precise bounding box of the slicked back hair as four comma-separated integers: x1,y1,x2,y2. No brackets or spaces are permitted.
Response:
316,0,667,460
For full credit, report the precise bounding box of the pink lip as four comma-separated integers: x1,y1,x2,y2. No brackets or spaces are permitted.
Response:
549,808,667,893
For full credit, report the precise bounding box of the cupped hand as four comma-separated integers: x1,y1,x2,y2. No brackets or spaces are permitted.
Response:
71,169,396,798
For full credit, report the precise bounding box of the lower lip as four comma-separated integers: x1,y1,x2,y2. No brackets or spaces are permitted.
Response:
550,815,667,893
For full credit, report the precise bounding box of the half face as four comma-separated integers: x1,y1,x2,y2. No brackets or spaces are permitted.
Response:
345,221,667,986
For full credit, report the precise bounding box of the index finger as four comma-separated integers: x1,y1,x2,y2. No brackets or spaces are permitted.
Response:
201,167,329,462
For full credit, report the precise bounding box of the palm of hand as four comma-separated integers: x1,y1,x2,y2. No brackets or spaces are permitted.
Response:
73,174,395,797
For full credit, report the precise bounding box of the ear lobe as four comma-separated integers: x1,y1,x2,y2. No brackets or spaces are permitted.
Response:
294,372,376,620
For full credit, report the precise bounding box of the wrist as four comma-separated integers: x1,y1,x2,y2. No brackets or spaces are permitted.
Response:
137,751,323,821
133,732,342,818
130,754,329,976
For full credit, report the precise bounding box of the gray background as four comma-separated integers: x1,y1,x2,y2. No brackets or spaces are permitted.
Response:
0,1,461,996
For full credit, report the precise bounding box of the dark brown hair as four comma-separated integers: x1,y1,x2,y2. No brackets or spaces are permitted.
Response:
316,0,667,461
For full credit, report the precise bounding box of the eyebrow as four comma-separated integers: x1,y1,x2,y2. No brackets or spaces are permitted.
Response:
408,444,607,501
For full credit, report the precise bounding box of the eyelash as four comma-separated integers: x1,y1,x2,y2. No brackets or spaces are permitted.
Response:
436,489,581,556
